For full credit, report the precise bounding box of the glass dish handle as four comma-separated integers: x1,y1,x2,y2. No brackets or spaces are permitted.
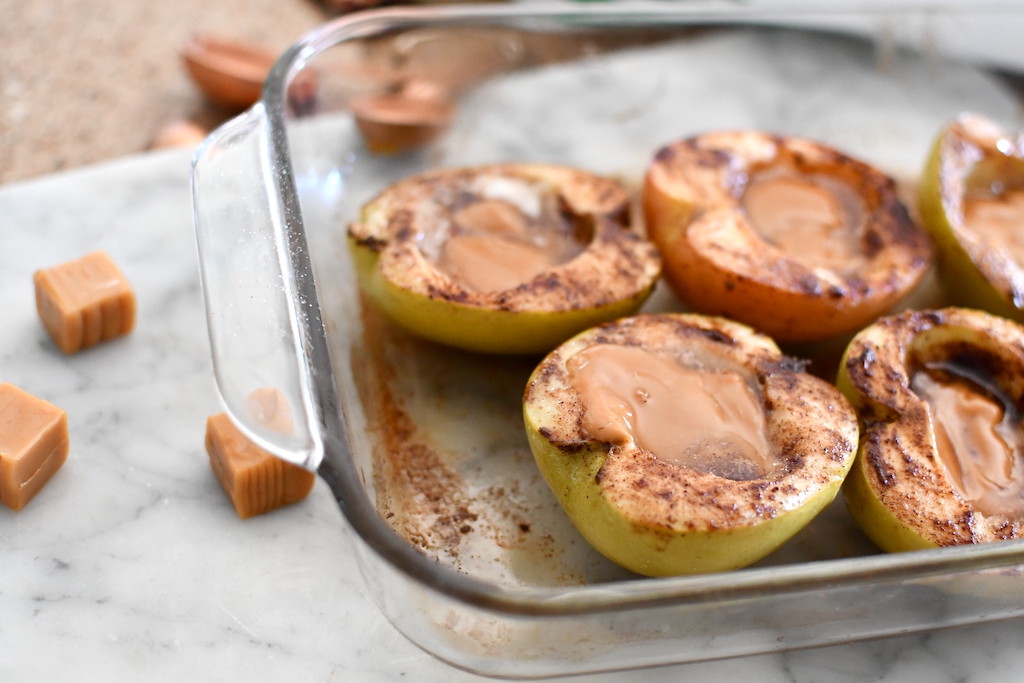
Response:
191,105,323,471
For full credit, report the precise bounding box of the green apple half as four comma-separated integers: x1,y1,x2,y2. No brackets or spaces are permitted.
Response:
523,313,858,576
918,113,1024,320
838,307,1024,552
347,163,661,355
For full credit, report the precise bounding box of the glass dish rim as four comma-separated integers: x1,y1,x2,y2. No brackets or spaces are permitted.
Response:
253,0,1024,618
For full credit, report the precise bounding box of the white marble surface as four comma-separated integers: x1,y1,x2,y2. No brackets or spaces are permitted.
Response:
6,10,1024,678
1,136,1024,683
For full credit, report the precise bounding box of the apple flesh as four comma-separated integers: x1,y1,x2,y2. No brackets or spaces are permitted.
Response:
838,307,1024,551
523,313,858,576
348,163,661,355
643,131,931,343
918,113,1024,321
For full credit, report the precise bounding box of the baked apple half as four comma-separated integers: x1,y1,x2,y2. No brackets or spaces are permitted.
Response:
918,113,1024,320
348,163,661,355
643,131,931,343
523,313,858,576
838,307,1024,552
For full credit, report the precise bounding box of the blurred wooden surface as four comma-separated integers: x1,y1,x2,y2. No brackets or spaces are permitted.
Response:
0,0,330,184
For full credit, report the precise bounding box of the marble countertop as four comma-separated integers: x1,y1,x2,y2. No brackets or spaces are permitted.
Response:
4,148,1024,682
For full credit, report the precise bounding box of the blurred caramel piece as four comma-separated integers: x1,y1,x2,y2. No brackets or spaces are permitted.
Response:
320,0,386,15
205,413,314,519
148,120,210,150
0,383,69,511
34,251,136,354
181,35,319,114
182,35,273,111
350,80,455,155
245,387,294,436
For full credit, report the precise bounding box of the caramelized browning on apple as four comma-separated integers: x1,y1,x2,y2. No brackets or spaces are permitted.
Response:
524,313,858,576
919,113,1024,319
644,131,931,343
839,307,1024,551
347,163,661,355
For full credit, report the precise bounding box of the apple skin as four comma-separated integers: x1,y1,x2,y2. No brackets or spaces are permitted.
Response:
918,113,1024,322
523,313,858,576
348,164,661,355
837,307,1024,552
643,131,931,344
348,236,657,355
839,439,939,554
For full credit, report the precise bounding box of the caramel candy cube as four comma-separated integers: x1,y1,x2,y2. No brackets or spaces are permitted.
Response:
205,413,315,519
0,383,69,511
245,387,294,436
34,251,136,354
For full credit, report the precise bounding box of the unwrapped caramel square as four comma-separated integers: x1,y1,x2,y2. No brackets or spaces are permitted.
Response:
0,383,69,511
205,413,315,519
245,387,294,436
34,251,136,354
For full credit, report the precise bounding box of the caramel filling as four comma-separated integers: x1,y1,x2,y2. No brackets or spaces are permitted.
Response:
912,364,1024,517
963,190,1024,268
566,343,775,481
741,173,866,274
434,178,584,292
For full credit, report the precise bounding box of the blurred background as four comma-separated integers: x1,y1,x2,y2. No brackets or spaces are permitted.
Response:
7,1,1019,187
0,0,434,185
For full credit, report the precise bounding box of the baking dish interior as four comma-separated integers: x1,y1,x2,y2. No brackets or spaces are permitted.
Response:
198,3,1024,677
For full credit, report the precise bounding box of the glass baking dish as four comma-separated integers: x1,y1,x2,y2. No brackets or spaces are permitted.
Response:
191,2,1024,678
